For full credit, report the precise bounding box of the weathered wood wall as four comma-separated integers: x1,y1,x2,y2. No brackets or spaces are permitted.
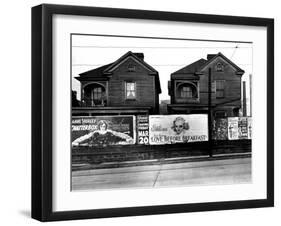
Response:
108,57,158,113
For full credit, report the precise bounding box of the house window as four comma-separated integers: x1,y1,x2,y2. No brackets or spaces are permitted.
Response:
214,111,226,118
93,87,102,100
125,82,136,99
216,80,225,98
176,82,198,99
84,83,106,106
181,86,193,98
216,62,224,72
127,64,136,72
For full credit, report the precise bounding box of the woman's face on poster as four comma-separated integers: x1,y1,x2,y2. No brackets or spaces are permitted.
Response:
100,122,107,132
174,120,184,135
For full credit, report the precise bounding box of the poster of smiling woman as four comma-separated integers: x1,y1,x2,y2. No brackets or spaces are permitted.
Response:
149,114,208,145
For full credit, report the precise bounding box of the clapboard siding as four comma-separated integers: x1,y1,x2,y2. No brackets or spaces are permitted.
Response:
199,58,241,105
168,54,243,117
76,52,161,114
108,58,157,112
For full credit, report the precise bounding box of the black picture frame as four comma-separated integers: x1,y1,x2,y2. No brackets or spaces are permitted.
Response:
32,4,274,222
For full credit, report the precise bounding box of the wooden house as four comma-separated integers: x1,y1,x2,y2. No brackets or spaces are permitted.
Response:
168,52,245,118
73,51,161,116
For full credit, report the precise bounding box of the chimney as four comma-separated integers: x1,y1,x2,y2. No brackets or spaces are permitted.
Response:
133,52,144,60
207,54,216,60
168,81,171,96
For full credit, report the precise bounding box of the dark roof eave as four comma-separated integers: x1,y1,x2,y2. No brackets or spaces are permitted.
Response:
236,71,245,76
171,58,207,75
171,74,200,81
154,72,162,94
78,63,113,77
171,72,200,75
104,51,158,75
75,76,109,81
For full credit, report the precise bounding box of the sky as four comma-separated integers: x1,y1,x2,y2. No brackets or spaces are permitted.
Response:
71,34,252,112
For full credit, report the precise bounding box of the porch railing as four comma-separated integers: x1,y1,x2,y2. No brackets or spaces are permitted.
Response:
81,98,107,107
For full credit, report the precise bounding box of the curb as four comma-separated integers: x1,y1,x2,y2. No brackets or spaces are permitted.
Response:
72,152,251,171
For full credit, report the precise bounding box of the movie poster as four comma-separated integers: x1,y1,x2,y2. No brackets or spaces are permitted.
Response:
137,115,149,145
238,117,248,139
149,114,208,145
227,117,239,140
72,116,136,146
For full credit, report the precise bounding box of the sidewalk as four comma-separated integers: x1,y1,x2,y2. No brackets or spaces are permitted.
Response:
72,152,251,171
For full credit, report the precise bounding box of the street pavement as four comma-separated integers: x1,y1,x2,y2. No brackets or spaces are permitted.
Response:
72,157,251,191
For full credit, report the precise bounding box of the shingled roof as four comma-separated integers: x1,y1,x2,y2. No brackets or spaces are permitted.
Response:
172,58,207,75
78,63,113,78
75,51,161,93
171,52,244,79
199,52,244,74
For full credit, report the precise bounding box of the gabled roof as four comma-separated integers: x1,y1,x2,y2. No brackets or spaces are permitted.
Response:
171,52,245,79
172,58,207,76
75,51,161,93
103,51,158,75
198,52,245,74
78,63,113,78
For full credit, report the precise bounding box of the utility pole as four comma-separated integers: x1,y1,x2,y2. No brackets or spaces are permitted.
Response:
243,81,247,116
249,74,252,116
208,68,213,157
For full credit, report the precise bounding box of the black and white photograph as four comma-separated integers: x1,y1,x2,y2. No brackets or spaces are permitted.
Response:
29,2,274,222
71,34,253,191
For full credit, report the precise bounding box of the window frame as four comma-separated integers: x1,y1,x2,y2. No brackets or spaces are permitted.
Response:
127,64,136,72
174,81,199,101
215,62,224,72
215,80,225,99
92,87,103,100
180,86,193,98
125,81,137,100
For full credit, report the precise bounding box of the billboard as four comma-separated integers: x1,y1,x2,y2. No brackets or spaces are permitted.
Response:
227,117,252,140
72,116,136,146
149,114,208,145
